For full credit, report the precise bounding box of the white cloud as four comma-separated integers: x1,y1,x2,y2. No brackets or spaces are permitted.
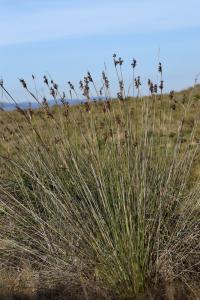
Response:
0,0,199,45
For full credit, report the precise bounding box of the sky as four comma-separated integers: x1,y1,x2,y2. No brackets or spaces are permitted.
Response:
0,0,200,102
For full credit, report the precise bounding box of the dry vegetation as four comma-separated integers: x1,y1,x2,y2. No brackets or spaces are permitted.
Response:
0,56,200,299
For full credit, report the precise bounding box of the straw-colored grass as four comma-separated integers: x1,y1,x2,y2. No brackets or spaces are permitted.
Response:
0,61,200,299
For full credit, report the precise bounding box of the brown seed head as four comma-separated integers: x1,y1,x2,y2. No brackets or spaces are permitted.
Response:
149,82,154,94
53,83,58,90
19,79,27,89
159,80,164,91
158,62,162,74
43,76,49,86
68,81,74,90
118,57,123,66
131,59,137,69
79,80,83,90
117,92,123,101
87,72,93,82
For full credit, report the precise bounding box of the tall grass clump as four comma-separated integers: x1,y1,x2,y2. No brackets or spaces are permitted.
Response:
0,57,200,299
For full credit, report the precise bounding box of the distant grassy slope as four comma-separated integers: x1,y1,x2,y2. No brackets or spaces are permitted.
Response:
1,84,200,180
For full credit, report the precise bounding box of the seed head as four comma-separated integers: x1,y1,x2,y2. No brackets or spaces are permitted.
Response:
68,81,74,90
118,57,123,66
19,79,27,89
117,92,123,101
159,80,164,91
43,76,49,86
87,72,93,82
131,59,137,69
53,83,58,90
83,77,90,99
149,82,154,94
119,80,124,92
79,80,83,90
62,92,66,100
50,87,56,98
42,97,48,106
158,62,163,74
135,76,141,89
114,59,119,67
113,54,119,66
102,71,109,89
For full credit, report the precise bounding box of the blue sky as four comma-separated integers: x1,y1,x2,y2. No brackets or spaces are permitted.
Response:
0,0,200,102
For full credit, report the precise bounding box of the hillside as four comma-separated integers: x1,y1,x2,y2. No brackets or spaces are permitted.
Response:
0,83,200,299
1,84,200,178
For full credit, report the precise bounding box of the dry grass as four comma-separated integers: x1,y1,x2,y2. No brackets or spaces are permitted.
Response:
0,58,200,299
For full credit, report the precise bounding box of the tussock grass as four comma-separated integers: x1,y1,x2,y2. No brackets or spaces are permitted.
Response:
0,58,200,299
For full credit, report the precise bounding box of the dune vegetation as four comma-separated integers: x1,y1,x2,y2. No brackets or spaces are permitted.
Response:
0,56,200,299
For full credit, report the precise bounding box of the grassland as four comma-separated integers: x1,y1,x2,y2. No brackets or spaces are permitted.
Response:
0,63,200,299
